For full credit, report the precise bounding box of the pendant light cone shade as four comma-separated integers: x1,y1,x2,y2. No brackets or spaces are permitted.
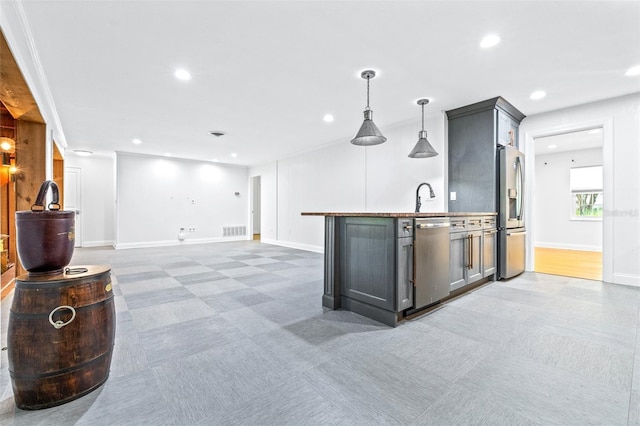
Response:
351,70,386,146
408,131,438,158
352,109,386,146
408,99,438,158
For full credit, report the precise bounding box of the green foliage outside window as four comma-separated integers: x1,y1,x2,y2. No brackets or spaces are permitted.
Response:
573,192,603,217
570,166,603,220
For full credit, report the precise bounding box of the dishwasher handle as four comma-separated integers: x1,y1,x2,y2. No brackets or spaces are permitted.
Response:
416,222,450,229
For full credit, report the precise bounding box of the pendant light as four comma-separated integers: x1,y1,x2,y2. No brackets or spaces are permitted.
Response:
408,99,438,158
351,70,386,146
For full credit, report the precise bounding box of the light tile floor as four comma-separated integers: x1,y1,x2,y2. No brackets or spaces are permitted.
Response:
0,241,639,425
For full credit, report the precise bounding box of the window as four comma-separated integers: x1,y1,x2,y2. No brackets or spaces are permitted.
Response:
570,165,603,219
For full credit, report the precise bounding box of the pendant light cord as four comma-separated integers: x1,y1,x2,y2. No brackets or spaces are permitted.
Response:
366,76,370,109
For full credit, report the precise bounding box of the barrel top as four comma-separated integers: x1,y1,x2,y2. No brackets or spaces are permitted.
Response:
17,265,111,283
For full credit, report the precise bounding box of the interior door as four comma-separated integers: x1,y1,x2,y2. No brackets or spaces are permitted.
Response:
251,176,261,238
64,167,82,248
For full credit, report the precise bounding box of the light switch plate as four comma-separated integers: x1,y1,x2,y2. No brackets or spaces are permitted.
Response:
450,191,456,201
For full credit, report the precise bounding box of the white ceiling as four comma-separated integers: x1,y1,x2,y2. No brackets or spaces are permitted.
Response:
16,0,640,166
534,128,603,155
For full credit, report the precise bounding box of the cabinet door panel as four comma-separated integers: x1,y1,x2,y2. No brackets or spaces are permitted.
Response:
449,232,467,291
396,236,414,311
497,110,520,149
468,231,483,283
497,111,511,146
483,229,497,277
340,218,395,310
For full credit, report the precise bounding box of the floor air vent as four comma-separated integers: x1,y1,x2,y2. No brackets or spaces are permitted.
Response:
223,225,247,237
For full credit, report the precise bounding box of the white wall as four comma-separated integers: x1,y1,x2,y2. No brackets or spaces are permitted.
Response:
250,114,446,252
521,92,640,286
534,148,603,251
64,154,116,247
116,153,249,248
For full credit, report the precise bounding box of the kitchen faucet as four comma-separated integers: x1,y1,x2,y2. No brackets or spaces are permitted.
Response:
415,182,435,213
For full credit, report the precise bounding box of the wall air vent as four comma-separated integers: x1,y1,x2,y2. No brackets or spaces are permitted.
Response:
223,225,247,237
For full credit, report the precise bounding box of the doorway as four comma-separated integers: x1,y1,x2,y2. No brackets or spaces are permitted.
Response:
533,128,603,280
251,176,261,241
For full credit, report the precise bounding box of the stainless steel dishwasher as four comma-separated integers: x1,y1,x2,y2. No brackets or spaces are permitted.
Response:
414,218,451,309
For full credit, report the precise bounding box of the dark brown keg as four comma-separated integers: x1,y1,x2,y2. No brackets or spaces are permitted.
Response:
15,180,75,275
7,265,115,410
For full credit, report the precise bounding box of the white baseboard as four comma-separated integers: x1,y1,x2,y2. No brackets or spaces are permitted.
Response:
81,240,116,248
260,238,324,253
535,242,602,252
611,273,640,287
115,236,247,250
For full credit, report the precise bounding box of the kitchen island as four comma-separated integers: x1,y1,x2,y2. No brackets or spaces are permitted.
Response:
301,212,497,326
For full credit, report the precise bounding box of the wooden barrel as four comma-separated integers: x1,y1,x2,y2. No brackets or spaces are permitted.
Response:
7,265,115,410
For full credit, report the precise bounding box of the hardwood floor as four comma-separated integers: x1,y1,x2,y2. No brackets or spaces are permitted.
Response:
534,247,602,281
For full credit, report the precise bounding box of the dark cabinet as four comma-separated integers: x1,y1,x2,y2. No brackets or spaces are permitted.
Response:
339,217,414,315
447,97,525,213
340,217,396,311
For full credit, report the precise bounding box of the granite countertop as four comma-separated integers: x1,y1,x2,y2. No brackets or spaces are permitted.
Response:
301,212,497,217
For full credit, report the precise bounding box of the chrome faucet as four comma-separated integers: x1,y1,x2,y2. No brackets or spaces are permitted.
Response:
415,182,435,213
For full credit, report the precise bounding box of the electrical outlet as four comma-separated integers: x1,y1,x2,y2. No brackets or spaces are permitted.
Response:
188,227,196,232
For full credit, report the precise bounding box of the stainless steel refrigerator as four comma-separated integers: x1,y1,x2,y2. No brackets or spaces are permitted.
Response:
498,144,526,279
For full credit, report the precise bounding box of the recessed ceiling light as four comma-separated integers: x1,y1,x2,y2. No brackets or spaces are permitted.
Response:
547,144,557,149
480,34,500,48
530,90,546,100
208,130,226,137
174,69,192,80
74,150,93,157
323,114,334,123
231,153,238,158
132,138,142,145
625,65,640,76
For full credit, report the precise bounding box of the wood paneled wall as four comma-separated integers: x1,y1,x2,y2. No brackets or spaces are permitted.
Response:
53,143,64,207
1,30,49,279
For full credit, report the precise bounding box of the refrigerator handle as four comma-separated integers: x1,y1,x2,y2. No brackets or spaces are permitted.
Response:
516,156,524,221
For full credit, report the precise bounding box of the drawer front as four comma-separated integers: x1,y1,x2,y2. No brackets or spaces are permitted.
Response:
449,218,467,233
483,216,497,229
396,219,414,238
467,217,483,231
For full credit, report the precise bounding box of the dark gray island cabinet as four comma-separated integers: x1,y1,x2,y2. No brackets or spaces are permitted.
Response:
301,212,497,326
